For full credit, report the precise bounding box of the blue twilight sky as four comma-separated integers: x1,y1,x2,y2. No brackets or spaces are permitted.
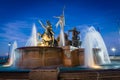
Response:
0,0,120,56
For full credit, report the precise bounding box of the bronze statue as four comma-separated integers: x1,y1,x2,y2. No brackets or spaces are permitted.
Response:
46,21,54,40
54,7,65,46
68,27,81,47
38,20,57,47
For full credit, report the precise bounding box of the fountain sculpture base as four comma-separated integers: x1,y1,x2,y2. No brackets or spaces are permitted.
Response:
16,47,63,69
62,46,84,67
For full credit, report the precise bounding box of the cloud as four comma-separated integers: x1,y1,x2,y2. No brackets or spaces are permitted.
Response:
0,21,33,43
0,20,36,55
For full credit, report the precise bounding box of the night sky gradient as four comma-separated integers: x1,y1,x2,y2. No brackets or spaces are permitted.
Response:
0,0,120,56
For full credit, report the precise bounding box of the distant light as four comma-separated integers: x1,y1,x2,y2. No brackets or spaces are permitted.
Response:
8,42,11,46
111,47,116,52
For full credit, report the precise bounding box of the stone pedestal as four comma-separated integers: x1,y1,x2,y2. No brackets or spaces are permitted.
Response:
62,46,72,67
78,48,84,65
16,47,63,69
62,46,84,67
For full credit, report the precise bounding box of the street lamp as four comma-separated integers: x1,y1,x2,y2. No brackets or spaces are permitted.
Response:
111,47,116,57
8,42,11,58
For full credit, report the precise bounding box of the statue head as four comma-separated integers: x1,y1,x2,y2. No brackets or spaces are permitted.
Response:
46,20,52,30
73,27,76,30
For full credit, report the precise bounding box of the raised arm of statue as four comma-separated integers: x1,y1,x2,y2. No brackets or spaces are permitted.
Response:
38,20,47,30
50,30,54,35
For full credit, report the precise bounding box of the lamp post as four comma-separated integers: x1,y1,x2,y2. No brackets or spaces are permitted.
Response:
111,47,116,58
8,42,11,58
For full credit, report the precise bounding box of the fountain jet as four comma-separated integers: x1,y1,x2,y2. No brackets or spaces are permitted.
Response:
3,41,18,67
82,26,111,68
25,24,37,46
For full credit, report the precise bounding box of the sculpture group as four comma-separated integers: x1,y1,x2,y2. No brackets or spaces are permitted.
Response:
37,8,81,47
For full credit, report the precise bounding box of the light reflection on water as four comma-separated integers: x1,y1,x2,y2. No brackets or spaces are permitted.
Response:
99,60,120,69
0,66,29,72
60,60,120,71
0,60,119,72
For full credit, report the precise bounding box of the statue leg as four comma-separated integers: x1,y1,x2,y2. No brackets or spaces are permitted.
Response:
52,36,54,47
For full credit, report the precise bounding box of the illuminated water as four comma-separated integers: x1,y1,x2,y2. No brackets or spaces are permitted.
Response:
0,66,29,72
82,26,111,68
25,24,37,46
59,60,120,71
59,28,65,46
3,41,17,67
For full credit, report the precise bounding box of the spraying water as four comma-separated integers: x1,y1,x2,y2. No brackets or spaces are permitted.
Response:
82,26,111,68
59,26,65,46
3,41,18,67
25,24,37,46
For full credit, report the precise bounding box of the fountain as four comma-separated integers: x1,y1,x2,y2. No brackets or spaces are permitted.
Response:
2,18,112,69
25,24,37,46
3,41,18,67
0,9,120,80
82,26,111,68
15,20,63,69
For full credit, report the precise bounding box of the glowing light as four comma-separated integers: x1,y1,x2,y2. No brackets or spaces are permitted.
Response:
8,42,11,46
90,64,102,69
111,47,116,52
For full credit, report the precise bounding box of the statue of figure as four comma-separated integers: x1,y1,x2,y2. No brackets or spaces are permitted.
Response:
68,27,81,47
54,7,65,46
46,20,54,40
38,20,56,46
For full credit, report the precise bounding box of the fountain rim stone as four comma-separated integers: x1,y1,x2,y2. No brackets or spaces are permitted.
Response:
16,46,63,50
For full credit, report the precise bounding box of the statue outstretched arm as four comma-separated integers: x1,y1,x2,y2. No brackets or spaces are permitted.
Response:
51,30,54,35
54,6,65,28
38,20,47,30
